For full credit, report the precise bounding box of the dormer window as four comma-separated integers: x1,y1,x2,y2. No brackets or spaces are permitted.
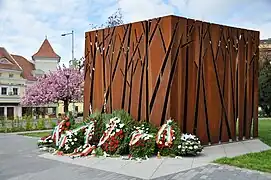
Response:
0,58,12,64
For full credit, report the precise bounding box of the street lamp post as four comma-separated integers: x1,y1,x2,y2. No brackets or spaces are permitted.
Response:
61,30,74,64
61,30,75,115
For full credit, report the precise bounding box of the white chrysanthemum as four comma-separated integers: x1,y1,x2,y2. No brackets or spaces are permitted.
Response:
74,132,78,136
119,123,124,128
74,138,77,141
116,129,120,132
49,140,53,143
143,135,149,140
115,118,121,123
178,145,182,149
165,142,169,146
194,145,198,149
189,146,193,150
159,141,162,144
71,142,74,145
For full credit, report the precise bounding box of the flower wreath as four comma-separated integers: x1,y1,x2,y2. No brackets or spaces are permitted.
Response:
156,119,181,156
129,124,155,158
177,133,203,156
98,117,125,155
57,121,97,157
51,116,71,146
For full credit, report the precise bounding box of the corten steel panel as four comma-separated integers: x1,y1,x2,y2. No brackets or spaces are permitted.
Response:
84,15,259,145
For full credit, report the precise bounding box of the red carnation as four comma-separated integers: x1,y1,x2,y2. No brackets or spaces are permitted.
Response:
66,122,71,127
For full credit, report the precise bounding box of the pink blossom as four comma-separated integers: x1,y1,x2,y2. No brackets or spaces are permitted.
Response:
21,65,83,106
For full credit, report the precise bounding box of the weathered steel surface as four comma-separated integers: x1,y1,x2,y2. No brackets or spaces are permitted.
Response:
84,15,259,145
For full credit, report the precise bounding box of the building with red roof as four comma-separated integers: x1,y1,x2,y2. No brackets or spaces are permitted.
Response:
0,38,60,119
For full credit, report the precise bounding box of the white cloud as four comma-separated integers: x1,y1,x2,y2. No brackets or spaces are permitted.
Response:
0,0,270,67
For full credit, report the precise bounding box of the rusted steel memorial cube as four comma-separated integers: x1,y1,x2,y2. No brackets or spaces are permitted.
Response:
84,15,259,145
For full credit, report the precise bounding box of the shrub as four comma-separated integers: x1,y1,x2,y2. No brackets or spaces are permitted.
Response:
156,119,181,156
68,111,75,126
25,116,33,131
0,116,5,127
37,118,46,130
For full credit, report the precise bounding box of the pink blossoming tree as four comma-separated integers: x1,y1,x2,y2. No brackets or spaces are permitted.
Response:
21,66,84,113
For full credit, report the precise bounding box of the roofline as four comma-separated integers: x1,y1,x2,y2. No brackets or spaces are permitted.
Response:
0,68,22,73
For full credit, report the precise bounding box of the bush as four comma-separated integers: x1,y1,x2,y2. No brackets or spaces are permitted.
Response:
0,116,5,127
25,116,33,131
68,111,75,126
37,118,46,130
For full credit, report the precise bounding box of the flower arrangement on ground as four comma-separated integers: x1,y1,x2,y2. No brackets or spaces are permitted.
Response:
38,115,71,149
156,119,181,156
98,117,125,155
51,116,71,146
177,133,203,156
129,122,157,158
36,111,203,159
57,121,96,156
38,135,55,151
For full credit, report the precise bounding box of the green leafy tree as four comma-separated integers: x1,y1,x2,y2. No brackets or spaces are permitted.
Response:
259,54,271,117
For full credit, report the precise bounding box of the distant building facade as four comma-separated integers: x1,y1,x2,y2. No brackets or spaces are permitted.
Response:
0,38,60,119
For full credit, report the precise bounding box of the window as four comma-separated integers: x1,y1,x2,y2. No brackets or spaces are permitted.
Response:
0,73,2,77
9,74,14,78
1,87,7,95
13,88,18,95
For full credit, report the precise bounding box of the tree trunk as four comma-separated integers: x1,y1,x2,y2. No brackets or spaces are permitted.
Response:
64,99,69,115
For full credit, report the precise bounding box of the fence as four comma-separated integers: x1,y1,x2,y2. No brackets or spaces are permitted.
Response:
83,15,259,145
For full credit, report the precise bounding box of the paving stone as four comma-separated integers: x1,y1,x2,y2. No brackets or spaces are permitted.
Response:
2,134,271,180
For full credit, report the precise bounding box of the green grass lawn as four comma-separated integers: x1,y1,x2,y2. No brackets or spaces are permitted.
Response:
19,131,51,138
214,119,271,173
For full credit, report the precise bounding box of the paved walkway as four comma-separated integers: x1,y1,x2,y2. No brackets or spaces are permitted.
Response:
0,134,271,180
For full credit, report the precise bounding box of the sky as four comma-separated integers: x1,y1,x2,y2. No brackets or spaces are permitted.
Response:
0,0,271,66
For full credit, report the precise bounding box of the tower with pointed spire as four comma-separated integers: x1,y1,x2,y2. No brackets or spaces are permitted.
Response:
32,38,60,76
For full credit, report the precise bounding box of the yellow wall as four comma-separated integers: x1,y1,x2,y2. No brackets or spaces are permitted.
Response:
0,70,26,99
58,102,84,114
